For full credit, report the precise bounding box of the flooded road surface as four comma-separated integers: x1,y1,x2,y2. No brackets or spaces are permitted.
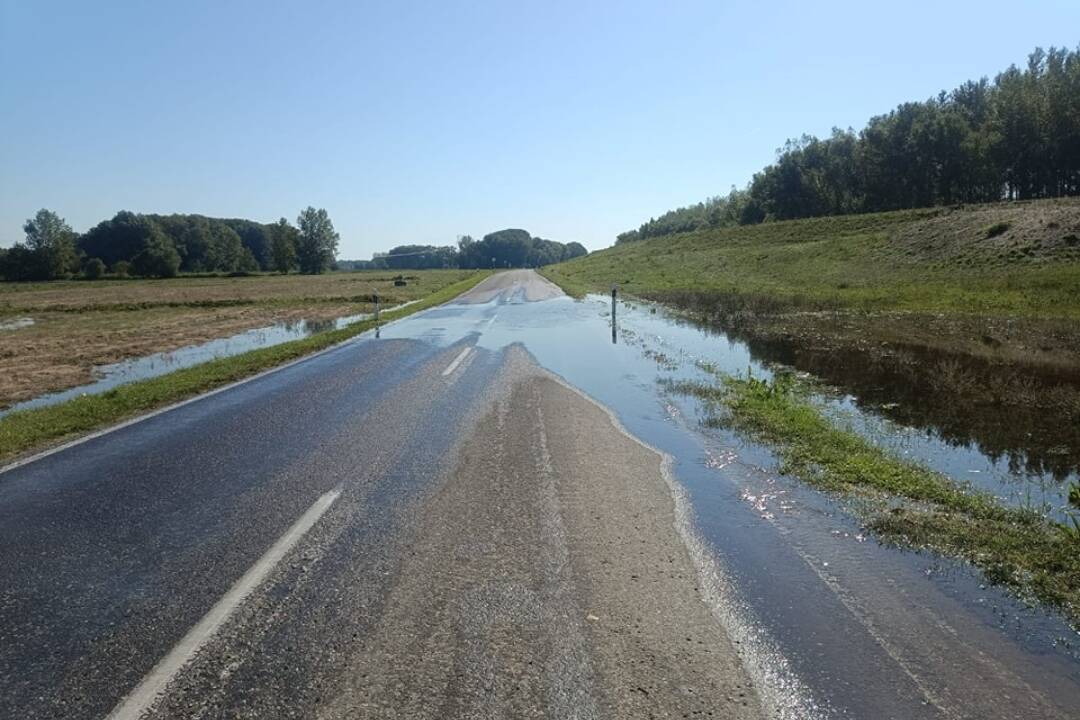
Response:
382,288,1080,719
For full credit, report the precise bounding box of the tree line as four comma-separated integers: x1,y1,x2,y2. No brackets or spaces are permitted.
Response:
1,207,340,280
618,45,1080,244
346,229,587,270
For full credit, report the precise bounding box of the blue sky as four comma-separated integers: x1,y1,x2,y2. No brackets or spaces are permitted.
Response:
2,1,1077,256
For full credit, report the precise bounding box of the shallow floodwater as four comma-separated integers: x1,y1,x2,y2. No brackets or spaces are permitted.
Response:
624,302,1079,522
0,310,386,418
383,292,1080,719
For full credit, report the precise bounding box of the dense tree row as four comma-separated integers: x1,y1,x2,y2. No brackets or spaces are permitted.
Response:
459,229,587,268
348,229,587,270
1,207,339,280
620,45,1080,243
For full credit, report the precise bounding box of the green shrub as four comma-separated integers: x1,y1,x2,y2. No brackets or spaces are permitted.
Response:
83,257,106,280
132,236,181,278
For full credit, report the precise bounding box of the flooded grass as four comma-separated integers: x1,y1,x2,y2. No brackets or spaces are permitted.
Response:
0,272,491,464
664,371,1080,626
709,315,1080,482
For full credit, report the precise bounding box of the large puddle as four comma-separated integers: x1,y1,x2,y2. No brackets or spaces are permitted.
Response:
382,292,1080,719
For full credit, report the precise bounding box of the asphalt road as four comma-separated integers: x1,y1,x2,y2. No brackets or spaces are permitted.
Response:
0,271,761,719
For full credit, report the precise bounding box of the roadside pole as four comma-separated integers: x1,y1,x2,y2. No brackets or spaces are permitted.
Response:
374,292,380,338
611,283,618,344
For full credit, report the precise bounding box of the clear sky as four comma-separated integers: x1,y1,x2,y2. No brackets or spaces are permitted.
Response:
2,1,1077,256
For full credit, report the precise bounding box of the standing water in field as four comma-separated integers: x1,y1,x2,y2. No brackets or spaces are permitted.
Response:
0,318,35,331
0,312,377,418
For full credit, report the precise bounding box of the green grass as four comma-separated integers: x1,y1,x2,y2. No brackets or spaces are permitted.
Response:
0,271,491,464
541,200,1080,319
666,371,1080,624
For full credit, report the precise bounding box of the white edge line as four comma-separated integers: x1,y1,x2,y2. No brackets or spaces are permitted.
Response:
106,486,342,720
0,296,452,477
441,346,473,377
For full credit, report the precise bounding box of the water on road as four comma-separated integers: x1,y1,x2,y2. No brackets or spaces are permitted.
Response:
381,281,1080,719
4,270,1077,719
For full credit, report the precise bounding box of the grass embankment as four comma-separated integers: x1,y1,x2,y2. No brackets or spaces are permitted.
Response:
666,371,1080,625
0,270,475,408
542,198,1080,319
0,271,491,464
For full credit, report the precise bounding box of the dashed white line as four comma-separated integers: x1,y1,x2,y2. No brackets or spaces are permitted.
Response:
106,486,343,720
486,313,498,330
441,347,472,377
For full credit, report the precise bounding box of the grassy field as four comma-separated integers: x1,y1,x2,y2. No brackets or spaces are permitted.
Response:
0,271,491,464
542,198,1080,319
0,270,475,409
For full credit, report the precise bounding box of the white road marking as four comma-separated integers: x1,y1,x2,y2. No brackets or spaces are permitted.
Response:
441,347,472,377
106,486,343,720
486,313,498,330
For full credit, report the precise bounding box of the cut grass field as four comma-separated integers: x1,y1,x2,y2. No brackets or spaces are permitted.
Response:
0,271,491,465
0,270,475,409
665,371,1080,627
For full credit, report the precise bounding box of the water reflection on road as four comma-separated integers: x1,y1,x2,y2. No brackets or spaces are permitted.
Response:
384,292,1080,720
